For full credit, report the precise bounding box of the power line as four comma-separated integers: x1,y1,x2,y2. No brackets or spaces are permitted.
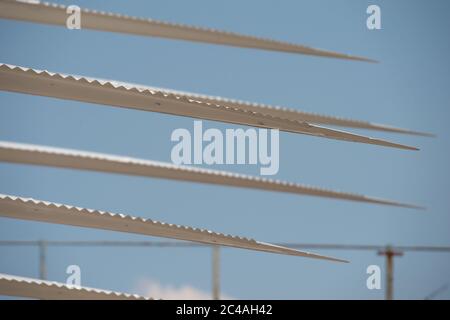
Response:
424,283,449,300
1,240,450,252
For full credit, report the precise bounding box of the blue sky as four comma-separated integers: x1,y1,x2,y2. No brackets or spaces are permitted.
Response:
1,0,449,299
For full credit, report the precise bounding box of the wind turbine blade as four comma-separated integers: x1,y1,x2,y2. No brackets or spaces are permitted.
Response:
0,141,424,209
0,63,418,150
0,273,151,300
0,0,374,62
0,194,347,262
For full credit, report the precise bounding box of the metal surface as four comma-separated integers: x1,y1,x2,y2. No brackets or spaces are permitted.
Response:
0,194,347,262
0,0,374,62
0,273,151,300
0,63,419,150
0,141,423,208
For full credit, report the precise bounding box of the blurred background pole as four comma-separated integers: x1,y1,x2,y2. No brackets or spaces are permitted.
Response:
212,246,220,300
38,239,47,280
378,245,403,300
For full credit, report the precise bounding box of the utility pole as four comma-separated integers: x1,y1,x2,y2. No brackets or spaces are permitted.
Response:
378,245,403,300
212,246,220,300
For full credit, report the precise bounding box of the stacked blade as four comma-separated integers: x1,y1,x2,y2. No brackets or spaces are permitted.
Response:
0,194,347,262
0,273,151,300
0,63,421,150
0,141,422,209
0,0,374,62
0,0,428,300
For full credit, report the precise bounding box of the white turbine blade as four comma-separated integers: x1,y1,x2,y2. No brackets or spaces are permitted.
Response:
0,63,418,150
0,273,151,300
147,86,433,137
0,194,347,262
0,0,375,62
0,141,424,209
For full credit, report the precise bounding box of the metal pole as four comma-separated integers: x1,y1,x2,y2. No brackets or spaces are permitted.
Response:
212,246,220,300
38,240,47,280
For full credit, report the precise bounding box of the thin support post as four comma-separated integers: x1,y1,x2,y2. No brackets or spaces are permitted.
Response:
212,246,220,300
38,240,47,280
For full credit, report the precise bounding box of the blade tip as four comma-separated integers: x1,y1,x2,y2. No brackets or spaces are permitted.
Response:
345,55,379,64
332,258,350,263
397,203,427,210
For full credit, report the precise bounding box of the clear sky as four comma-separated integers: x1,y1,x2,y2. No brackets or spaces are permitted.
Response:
1,0,449,299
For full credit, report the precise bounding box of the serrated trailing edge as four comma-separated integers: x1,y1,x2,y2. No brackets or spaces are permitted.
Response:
0,0,374,62
0,141,424,209
142,85,433,137
0,194,348,262
0,272,152,300
0,63,419,150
